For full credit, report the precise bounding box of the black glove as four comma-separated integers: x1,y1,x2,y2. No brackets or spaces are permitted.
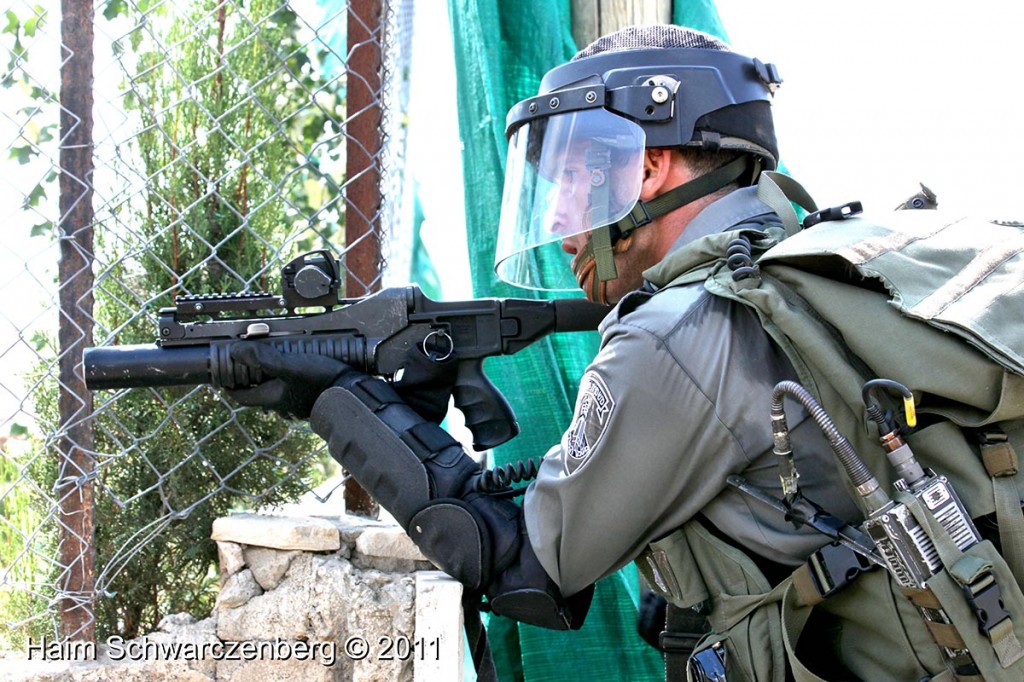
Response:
226,342,361,419
391,350,457,423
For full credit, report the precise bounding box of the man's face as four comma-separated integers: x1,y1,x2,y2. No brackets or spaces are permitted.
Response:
541,143,651,303
543,149,593,241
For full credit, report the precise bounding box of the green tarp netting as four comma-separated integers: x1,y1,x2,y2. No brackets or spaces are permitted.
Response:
445,2,730,679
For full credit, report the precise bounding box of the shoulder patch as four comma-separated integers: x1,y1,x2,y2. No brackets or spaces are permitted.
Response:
563,371,615,475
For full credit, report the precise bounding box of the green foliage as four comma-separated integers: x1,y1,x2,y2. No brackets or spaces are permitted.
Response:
1,4,56,238
0,428,58,648
1,0,347,642
77,0,344,639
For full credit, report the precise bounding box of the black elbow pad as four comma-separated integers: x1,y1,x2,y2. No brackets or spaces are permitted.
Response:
486,535,594,630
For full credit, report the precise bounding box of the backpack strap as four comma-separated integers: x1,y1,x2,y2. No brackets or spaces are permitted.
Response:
899,489,1024,672
978,427,1024,592
755,171,818,236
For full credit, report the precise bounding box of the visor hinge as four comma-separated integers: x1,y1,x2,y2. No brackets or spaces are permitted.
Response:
753,58,783,94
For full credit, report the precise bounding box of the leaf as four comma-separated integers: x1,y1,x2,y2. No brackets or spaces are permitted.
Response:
103,0,128,21
9,145,35,164
31,330,47,350
3,10,18,36
23,9,43,38
29,220,51,237
24,184,46,208
9,423,28,437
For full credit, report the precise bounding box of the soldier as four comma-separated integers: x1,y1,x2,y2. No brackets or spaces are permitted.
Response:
228,25,963,681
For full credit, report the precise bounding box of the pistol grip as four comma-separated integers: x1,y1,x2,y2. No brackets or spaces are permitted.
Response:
453,360,519,451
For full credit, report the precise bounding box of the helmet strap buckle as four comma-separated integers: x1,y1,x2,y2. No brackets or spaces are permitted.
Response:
614,202,653,242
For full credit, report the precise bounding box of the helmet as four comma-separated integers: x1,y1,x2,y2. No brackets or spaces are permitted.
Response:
494,25,782,298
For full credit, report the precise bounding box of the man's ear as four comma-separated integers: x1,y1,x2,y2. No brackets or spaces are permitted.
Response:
639,148,677,201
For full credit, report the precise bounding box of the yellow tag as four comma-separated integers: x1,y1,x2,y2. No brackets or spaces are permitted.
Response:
903,396,917,428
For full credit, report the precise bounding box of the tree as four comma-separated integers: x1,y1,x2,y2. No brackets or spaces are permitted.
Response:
68,0,343,638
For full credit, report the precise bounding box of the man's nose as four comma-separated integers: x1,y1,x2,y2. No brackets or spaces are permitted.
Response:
561,234,584,255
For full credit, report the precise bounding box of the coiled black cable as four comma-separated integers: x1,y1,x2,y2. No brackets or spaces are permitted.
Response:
473,458,542,497
726,236,759,281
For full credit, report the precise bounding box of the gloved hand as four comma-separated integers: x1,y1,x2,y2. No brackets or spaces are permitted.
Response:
392,350,457,423
226,342,361,419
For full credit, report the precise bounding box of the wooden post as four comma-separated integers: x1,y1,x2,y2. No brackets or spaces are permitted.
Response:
570,0,671,49
344,0,384,517
57,0,96,643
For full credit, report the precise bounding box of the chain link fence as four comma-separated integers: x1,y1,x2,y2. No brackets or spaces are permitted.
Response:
1,0,415,646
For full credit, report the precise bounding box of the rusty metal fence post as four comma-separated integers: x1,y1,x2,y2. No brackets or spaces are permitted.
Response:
0,0,411,644
344,0,384,517
56,0,96,643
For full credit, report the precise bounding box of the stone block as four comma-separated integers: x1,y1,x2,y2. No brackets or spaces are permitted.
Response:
414,571,465,682
217,554,348,642
216,551,417,682
241,547,298,591
330,513,392,549
211,513,339,552
216,542,245,586
355,526,426,562
217,569,262,609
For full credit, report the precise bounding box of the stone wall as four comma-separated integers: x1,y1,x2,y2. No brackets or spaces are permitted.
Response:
3,513,466,682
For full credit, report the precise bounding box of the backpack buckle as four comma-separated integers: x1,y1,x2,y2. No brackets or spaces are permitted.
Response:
803,201,863,229
962,572,1012,636
807,540,877,598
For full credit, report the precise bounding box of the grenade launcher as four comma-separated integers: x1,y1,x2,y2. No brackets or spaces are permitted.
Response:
83,250,609,450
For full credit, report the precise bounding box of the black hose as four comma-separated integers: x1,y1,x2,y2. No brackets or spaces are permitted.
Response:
771,380,876,489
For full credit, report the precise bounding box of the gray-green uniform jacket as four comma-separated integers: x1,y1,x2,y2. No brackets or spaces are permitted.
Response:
524,187,862,597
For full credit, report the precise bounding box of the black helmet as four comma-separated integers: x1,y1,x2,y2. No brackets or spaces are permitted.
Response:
495,25,781,294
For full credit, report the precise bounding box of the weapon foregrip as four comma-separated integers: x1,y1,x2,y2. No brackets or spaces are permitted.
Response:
453,359,519,451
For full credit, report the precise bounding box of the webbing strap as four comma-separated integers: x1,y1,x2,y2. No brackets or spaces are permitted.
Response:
710,577,790,633
790,563,826,607
991,618,1024,673
779,579,830,682
663,604,707,682
462,593,498,682
899,491,965,568
900,491,1024,669
981,437,1024,592
589,226,617,282
612,155,751,238
992,474,1024,593
755,171,817,237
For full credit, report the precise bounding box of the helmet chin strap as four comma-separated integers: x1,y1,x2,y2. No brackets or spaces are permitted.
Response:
569,155,755,304
571,231,635,305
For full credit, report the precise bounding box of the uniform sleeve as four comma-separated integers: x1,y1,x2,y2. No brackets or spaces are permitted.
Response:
523,316,754,597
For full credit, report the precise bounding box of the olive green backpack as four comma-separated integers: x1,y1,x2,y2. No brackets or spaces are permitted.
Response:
637,173,1024,681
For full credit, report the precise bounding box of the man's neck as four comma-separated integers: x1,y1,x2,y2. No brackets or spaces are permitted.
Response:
651,189,730,260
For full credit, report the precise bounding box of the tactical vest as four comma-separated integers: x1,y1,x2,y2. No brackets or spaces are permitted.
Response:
635,173,1024,681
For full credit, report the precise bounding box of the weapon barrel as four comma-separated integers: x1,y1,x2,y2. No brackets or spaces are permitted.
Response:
84,344,211,390
85,335,370,391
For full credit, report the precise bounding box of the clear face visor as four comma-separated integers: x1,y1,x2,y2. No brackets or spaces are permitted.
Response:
494,108,646,291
